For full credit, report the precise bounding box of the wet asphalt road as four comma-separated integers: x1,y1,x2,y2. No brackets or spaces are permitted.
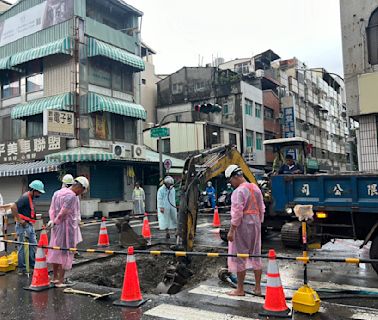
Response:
0,213,377,319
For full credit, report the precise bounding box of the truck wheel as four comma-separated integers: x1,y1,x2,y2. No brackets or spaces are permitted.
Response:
370,234,378,275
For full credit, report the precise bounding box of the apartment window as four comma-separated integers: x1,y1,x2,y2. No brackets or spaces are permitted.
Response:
255,103,262,118
1,116,11,142
264,106,274,119
142,79,146,85
256,133,263,150
89,59,111,88
194,81,205,92
172,83,183,94
112,65,133,93
26,60,44,93
234,62,249,74
113,114,125,140
246,130,254,148
367,8,378,65
1,73,20,99
26,115,43,138
223,103,229,115
229,133,237,146
245,99,253,116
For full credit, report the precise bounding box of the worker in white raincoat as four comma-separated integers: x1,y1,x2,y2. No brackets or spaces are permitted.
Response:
132,182,145,215
157,176,177,239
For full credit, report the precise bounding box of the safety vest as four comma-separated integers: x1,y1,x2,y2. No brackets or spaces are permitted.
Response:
241,183,259,215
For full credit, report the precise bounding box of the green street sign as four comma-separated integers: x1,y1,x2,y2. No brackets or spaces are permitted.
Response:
151,127,170,138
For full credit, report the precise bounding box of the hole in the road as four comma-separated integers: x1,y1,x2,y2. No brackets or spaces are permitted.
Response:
70,245,227,294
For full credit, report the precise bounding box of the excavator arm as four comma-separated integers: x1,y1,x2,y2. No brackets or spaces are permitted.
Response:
176,145,256,251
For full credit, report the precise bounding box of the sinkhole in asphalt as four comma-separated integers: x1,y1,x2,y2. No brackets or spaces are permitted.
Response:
70,245,227,294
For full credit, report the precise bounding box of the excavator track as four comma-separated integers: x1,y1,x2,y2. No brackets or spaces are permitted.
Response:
281,221,302,248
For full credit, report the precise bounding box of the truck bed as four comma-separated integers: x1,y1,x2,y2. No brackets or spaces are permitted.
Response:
272,173,378,213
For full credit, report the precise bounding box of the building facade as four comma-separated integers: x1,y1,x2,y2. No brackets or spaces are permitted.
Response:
0,0,169,215
156,67,266,167
340,1,378,171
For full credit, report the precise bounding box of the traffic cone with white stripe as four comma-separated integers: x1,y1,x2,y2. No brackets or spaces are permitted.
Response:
259,249,291,318
97,217,110,247
113,246,146,308
212,207,221,227
141,213,151,245
24,246,52,292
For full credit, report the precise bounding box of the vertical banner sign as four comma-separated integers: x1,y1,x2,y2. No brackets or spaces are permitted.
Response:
283,107,296,138
0,0,74,47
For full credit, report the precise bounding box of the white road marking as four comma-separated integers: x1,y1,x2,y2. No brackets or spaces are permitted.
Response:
144,304,259,320
196,222,213,228
189,285,378,319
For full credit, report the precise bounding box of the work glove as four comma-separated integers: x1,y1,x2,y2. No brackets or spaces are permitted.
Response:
46,220,54,229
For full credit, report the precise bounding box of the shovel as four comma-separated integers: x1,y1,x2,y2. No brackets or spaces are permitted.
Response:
63,287,114,300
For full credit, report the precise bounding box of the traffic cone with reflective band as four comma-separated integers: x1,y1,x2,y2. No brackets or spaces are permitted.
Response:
113,246,146,308
141,213,151,244
38,226,49,256
259,249,291,318
24,246,52,292
97,217,110,247
212,207,221,227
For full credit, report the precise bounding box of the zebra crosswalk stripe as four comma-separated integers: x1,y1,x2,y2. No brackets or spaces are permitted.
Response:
144,303,259,320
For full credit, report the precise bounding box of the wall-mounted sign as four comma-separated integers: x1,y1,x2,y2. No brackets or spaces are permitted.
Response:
43,109,75,138
0,136,66,164
283,107,296,138
0,0,74,47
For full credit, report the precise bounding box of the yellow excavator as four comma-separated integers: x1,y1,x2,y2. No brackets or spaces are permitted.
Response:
157,144,257,293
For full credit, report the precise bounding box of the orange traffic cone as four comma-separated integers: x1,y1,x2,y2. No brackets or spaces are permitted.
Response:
38,226,49,256
141,213,151,244
97,217,110,247
259,249,291,318
212,207,221,227
113,246,146,308
24,246,52,292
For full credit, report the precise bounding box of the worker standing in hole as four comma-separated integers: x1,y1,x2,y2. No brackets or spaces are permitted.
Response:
132,182,145,215
157,176,177,239
225,165,265,296
11,180,45,275
206,181,216,209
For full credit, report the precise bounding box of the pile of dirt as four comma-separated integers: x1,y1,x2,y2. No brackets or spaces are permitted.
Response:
70,245,227,293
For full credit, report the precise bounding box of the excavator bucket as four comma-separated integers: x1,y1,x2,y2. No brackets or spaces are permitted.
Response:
115,217,147,249
156,263,194,294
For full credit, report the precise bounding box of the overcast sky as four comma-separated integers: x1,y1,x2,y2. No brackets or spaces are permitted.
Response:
8,0,344,76
125,0,344,76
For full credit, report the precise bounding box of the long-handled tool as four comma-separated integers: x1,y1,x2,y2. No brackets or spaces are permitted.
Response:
63,287,114,300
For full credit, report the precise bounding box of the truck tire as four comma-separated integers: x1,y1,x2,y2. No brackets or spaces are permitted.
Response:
370,234,378,275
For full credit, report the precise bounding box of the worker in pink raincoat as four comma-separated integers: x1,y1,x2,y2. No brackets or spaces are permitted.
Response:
225,165,265,296
46,176,89,287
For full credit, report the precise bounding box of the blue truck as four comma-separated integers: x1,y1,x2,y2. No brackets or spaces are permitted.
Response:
264,138,378,274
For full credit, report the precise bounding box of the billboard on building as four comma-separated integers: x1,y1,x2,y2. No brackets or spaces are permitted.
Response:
0,0,74,47
0,136,66,163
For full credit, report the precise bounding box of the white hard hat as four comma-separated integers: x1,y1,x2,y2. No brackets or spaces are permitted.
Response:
62,174,74,185
225,164,242,179
207,181,212,186
75,176,89,189
164,176,174,185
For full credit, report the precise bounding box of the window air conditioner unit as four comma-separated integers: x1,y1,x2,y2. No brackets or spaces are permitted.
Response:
133,145,146,159
112,143,132,158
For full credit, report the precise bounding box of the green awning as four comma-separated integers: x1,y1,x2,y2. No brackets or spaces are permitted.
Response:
0,56,11,70
10,37,72,67
45,147,114,163
87,92,146,120
87,37,145,71
11,92,73,119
